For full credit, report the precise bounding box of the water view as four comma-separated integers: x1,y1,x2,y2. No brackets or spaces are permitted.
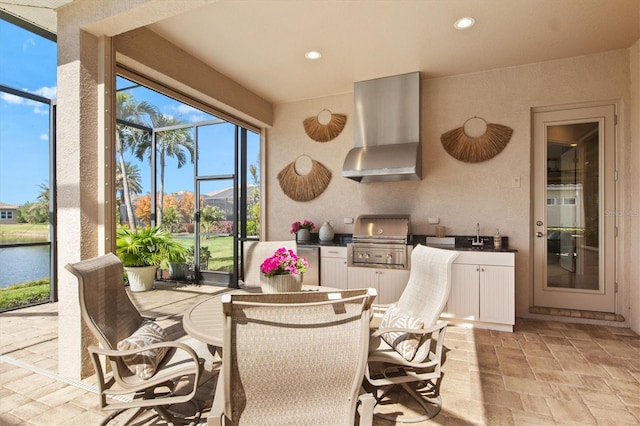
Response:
0,243,51,288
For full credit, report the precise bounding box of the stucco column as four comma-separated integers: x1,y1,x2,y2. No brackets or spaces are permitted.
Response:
56,23,114,378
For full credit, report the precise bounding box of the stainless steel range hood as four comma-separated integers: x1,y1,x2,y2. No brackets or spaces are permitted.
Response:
342,72,422,183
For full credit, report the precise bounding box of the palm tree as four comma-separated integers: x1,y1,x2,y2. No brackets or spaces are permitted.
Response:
115,92,158,228
135,114,194,228
116,161,142,218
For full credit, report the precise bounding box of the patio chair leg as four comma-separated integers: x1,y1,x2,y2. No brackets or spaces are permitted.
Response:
371,382,441,423
156,399,202,426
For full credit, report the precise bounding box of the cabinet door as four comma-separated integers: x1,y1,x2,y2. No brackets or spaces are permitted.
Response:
321,257,348,289
377,269,410,305
446,263,480,319
347,267,379,302
479,265,515,324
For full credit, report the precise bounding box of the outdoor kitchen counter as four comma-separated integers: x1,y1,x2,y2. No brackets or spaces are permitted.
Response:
411,234,518,253
297,234,517,252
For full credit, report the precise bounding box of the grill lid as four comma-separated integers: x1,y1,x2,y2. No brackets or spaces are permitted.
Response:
352,214,410,243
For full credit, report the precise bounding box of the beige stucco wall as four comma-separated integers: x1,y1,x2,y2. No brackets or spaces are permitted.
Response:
266,49,636,326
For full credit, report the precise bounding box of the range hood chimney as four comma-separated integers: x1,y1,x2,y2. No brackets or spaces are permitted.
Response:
342,72,422,182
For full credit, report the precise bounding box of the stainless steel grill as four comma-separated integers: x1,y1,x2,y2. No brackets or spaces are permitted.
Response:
348,215,410,269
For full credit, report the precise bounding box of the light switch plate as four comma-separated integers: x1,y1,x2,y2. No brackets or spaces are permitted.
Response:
343,217,354,224
511,176,521,188
428,217,440,224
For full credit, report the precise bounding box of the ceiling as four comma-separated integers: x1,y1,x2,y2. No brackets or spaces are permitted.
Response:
2,0,639,104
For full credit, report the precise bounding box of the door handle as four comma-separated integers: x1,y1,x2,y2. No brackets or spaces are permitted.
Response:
536,232,544,238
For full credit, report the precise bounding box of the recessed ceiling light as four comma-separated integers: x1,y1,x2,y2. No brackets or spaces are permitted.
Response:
454,17,475,30
304,50,322,60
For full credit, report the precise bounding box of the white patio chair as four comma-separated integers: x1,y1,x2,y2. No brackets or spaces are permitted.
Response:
364,244,459,422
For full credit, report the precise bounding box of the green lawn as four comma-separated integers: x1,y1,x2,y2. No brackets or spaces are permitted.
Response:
0,223,50,242
199,235,234,271
170,233,234,271
0,279,50,311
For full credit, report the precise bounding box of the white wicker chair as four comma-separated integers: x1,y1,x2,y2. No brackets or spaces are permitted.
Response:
210,288,377,425
65,253,203,425
364,244,459,422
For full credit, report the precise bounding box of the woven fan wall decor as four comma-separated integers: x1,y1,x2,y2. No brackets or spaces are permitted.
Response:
303,109,347,142
440,117,513,163
277,155,332,201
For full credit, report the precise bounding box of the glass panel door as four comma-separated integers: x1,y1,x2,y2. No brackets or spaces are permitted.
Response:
533,105,615,312
545,123,599,289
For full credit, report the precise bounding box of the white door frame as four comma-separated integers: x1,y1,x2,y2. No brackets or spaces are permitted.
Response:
532,102,617,312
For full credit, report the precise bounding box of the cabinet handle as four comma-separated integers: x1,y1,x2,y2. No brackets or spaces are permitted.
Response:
481,268,485,272
476,267,480,272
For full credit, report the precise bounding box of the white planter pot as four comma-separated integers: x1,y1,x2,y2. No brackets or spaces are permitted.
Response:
125,265,157,292
260,273,303,293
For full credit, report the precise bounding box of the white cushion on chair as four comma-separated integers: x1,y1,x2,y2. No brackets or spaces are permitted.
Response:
379,304,424,361
117,320,169,379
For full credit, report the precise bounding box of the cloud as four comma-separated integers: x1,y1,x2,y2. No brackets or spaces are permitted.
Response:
39,134,49,141
0,86,56,114
23,38,36,51
33,86,57,99
168,104,213,123
0,92,25,104
176,104,199,115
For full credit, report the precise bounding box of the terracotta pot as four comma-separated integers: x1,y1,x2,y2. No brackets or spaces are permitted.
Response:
260,273,303,293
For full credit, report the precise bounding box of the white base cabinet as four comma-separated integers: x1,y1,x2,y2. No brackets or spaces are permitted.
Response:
347,267,410,305
442,251,515,332
320,247,348,289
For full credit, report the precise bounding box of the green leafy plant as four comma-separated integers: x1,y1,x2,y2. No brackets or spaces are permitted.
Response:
115,226,185,267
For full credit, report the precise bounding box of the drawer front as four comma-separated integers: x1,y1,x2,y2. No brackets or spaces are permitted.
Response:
321,246,347,258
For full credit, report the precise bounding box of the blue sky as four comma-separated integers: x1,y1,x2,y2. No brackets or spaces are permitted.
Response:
0,19,56,205
0,18,259,206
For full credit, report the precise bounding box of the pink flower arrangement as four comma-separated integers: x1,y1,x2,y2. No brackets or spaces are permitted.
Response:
260,247,310,277
290,220,315,234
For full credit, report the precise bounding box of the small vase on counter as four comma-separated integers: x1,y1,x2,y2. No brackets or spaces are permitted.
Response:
296,228,311,242
493,229,502,249
319,221,335,242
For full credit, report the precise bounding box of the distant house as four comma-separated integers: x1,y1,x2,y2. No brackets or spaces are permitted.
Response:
203,185,257,220
0,202,19,224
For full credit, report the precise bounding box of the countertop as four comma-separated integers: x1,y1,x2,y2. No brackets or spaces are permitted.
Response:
296,233,517,253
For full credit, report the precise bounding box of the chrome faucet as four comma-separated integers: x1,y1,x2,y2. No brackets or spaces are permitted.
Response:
472,223,484,246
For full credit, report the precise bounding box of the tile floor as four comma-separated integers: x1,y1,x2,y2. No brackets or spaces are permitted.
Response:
1,282,639,425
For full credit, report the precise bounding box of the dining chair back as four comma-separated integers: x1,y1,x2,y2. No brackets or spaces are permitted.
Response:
210,288,377,425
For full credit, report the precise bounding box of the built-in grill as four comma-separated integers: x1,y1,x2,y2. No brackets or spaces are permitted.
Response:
348,215,410,269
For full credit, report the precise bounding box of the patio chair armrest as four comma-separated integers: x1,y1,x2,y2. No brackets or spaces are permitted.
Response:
371,303,392,315
371,320,447,338
141,314,180,322
88,341,199,360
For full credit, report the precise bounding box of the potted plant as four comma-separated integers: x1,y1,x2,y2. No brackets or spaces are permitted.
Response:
167,249,190,282
259,247,310,293
290,219,315,242
115,226,185,291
